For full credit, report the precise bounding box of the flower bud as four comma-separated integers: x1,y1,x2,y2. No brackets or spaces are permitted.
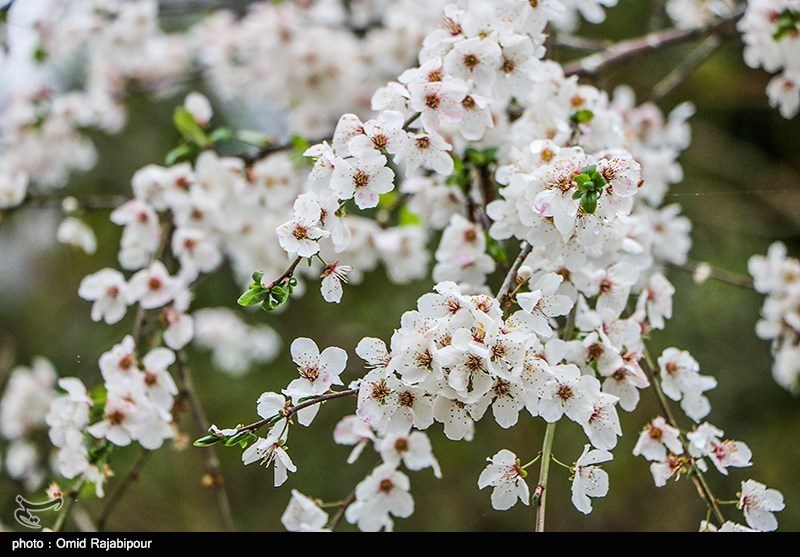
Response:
693,263,712,284
516,265,533,283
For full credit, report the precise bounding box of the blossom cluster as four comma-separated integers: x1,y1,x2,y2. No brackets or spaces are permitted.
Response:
739,0,800,118
0,0,187,206
749,242,800,392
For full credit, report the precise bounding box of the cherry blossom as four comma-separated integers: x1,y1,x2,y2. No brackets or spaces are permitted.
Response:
281,490,330,532
478,449,530,511
738,479,785,532
571,445,613,514
345,463,414,532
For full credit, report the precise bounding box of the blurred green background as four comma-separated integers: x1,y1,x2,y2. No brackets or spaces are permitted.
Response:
1,0,799,532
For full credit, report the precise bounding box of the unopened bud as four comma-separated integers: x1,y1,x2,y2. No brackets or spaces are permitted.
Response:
517,265,533,283
61,196,79,214
693,263,712,284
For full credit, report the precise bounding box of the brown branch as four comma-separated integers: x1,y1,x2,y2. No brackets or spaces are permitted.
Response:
158,0,260,17
327,491,356,531
669,260,755,291
0,194,128,219
496,242,532,309
648,35,723,102
237,388,359,435
175,351,236,531
554,35,611,51
266,256,303,290
563,10,744,78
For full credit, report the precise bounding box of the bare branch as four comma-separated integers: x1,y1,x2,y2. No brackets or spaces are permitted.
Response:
563,11,744,78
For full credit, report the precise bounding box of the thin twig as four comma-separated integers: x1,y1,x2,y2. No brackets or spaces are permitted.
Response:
0,194,128,218
563,10,744,78
327,491,356,531
669,260,755,291
639,351,726,526
554,35,611,51
0,338,15,398
175,351,236,531
266,256,303,290
496,242,532,308
96,450,153,531
648,35,723,102
237,388,359,434
158,0,260,17
53,479,86,532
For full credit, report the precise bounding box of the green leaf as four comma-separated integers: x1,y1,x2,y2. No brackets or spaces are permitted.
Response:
774,9,800,41
446,156,470,189
591,171,606,185
261,286,289,311
465,147,499,167
165,143,197,166
398,204,422,226
289,135,312,168
485,233,507,265
251,271,265,285
237,286,267,307
33,44,47,63
581,191,598,214
208,127,233,144
235,129,270,147
573,173,591,184
377,190,400,210
223,431,252,447
173,107,210,147
193,435,222,447
572,190,583,200
570,109,594,124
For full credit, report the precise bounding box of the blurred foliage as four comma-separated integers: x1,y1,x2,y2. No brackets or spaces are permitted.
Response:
1,0,799,532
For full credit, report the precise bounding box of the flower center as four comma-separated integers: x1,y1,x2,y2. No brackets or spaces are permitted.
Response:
378,478,395,494
108,410,125,425
556,384,573,401
463,54,479,69
372,134,388,150
425,93,440,110
299,366,319,382
587,343,604,361
493,379,511,397
148,276,162,291
370,379,391,403
398,390,415,408
353,170,370,189
465,354,484,373
415,349,433,369
292,225,308,240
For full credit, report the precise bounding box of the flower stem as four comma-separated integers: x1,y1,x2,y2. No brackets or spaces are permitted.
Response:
534,422,557,533
521,454,542,470
53,479,86,532
550,455,572,471
640,350,726,526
